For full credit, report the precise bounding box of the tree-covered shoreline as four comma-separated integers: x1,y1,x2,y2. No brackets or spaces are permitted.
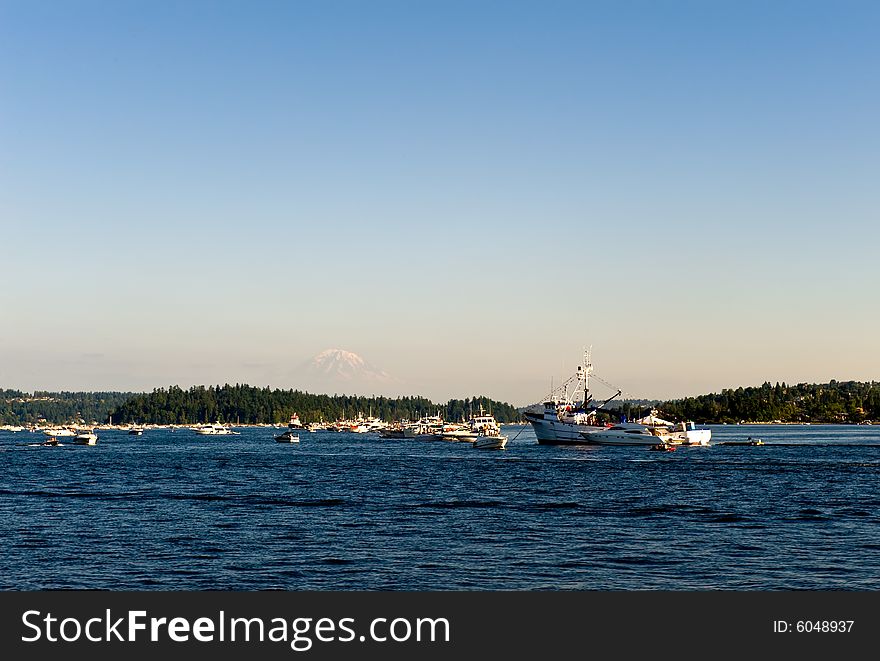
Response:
657,380,880,424
107,385,522,426
3,380,879,426
0,389,134,426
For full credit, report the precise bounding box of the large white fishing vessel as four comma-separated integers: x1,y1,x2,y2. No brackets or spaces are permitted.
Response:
522,348,619,444
524,348,711,446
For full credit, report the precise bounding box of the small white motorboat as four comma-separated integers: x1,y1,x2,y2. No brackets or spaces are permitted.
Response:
473,431,508,450
73,430,98,445
195,423,237,435
274,430,300,443
43,427,75,438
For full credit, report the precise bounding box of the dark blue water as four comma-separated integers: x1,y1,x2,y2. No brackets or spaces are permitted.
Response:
2,424,879,590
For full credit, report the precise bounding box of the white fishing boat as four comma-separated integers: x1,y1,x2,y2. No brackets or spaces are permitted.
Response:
285,413,305,430
526,348,712,446
128,426,144,436
522,348,619,444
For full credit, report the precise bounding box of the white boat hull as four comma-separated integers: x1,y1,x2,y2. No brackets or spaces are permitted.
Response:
73,434,98,445
585,431,668,446
196,425,234,435
441,431,480,442
680,429,711,446
525,414,604,444
473,435,508,450
43,428,75,438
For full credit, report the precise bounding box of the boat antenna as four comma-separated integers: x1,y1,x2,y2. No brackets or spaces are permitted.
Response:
581,345,593,408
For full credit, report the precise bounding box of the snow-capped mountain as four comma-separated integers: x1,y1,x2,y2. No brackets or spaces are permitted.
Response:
292,349,405,396
306,349,393,383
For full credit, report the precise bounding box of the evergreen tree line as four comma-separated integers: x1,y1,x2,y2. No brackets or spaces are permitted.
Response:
658,380,880,424
105,384,523,425
0,389,134,425
5,380,879,426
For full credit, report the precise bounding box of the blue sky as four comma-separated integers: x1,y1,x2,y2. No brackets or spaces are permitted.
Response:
1,1,878,405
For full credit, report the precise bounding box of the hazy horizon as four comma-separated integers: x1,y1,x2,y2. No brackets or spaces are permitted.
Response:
3,2,878,407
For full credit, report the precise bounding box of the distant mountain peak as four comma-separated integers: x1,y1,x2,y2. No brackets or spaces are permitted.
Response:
306,349,393,383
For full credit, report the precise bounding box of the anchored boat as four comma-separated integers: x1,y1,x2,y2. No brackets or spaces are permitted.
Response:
275,414,303,442
525,348,711,447
442,405,503,442
472,428,508,450
522,348,619,444
73,429,98,445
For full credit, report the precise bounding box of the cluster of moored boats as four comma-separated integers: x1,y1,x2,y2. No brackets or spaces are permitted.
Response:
36,427,99,446
377,406,509,449
273,409,509,449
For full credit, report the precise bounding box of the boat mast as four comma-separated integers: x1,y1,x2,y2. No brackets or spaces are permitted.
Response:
581,346,593,408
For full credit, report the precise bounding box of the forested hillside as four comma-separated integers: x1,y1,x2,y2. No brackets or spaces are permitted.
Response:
107,384,522,425
658,381,880,424
0,390,133,425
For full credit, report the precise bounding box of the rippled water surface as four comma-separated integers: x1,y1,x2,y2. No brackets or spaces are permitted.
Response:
2,424,879,590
